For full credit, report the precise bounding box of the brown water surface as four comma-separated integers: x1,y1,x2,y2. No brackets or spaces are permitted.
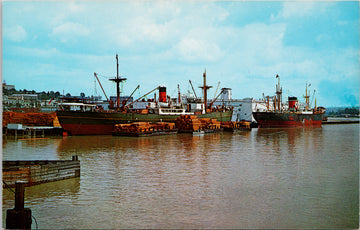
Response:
2,124,359,229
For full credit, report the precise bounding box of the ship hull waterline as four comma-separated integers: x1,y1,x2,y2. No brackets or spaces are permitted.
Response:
253,111,324,128
57,110,233,135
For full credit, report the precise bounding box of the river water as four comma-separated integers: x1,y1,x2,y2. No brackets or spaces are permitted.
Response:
2,124,359,229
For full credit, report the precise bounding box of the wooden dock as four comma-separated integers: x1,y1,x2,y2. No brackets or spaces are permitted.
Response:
4,124,63,138
3,156,80,187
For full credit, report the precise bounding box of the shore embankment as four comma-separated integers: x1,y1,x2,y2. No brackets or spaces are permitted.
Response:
322,117,359,125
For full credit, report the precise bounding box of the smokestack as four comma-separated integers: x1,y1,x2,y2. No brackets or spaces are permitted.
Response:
159,87,167,102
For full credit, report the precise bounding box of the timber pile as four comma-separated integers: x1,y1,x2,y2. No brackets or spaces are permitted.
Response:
113,122,177,136
175,115,222,133
3,112,57,127
221,121,251,131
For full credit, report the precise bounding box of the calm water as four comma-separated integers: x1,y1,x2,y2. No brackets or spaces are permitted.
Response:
2,124,359,229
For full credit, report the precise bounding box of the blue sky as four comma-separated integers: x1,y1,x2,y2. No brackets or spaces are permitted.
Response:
2,1,359,107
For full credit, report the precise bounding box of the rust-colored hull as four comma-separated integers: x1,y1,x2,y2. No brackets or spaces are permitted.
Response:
57,110,233,135
253,111,324,128
60,123,113,135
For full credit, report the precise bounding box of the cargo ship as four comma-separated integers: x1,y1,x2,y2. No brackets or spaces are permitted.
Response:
56,55,233,135
253,75,326,128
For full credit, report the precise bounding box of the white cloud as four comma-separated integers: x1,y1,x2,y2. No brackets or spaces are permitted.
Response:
14,47,60,58
174,38,223,62
99,1,230,53
4,25,27,42
3,1,357,107
281,2,317,19
68,1,83,13
271,1,332,21
50,22,90,42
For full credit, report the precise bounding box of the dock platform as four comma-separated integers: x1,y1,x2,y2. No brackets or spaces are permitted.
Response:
3,156,80,187
4,124,63,138
322,118,359,125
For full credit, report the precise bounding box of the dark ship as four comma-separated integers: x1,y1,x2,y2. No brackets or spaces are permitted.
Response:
253,75,325,128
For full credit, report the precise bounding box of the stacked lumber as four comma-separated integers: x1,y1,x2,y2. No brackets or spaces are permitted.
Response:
3,112,57,127
114,122,151,133
238,121,251,130
221,121,251,131
221,121,234,129
175,115,203,132
153,122,176,130
113,122,177,136
207,119,222,130
175,115,222,132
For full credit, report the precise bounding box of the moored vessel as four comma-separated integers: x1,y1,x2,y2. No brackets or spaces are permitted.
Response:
253,75,326,128
57,55,233,135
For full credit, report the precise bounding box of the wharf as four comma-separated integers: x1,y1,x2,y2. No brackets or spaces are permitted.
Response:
4,124,63,138
322,117,359,125
2,156,80,188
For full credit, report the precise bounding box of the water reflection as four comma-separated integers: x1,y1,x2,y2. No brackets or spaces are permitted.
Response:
2,125,359,229
2,178,80,228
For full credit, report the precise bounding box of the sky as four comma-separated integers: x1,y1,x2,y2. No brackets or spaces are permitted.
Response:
2,1,359,107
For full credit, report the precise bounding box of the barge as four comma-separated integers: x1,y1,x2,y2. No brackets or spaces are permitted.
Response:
112,122,177,137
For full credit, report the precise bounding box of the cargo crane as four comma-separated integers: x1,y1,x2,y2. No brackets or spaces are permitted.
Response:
189,80,198,99
126,86,160,107
122,85,140,109
209,88,225,108
94,72,109,102
213,81,221,101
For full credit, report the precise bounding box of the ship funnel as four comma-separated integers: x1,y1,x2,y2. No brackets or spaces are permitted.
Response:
288,96,298,110
159,87,167,102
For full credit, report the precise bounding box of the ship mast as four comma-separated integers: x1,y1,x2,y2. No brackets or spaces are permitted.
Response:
303,82,310,110
199,69,212,111
275,74,282,111
177,84,181,103
109,54,127,109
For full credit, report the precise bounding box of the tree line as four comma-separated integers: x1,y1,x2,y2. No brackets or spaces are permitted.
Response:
327,107,359,116
2,88,75,100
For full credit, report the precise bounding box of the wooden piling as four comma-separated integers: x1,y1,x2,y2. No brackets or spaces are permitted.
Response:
6,181,32,229
15,182,25,211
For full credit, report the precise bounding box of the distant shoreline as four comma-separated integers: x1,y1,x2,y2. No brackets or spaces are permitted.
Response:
323,117,359,124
